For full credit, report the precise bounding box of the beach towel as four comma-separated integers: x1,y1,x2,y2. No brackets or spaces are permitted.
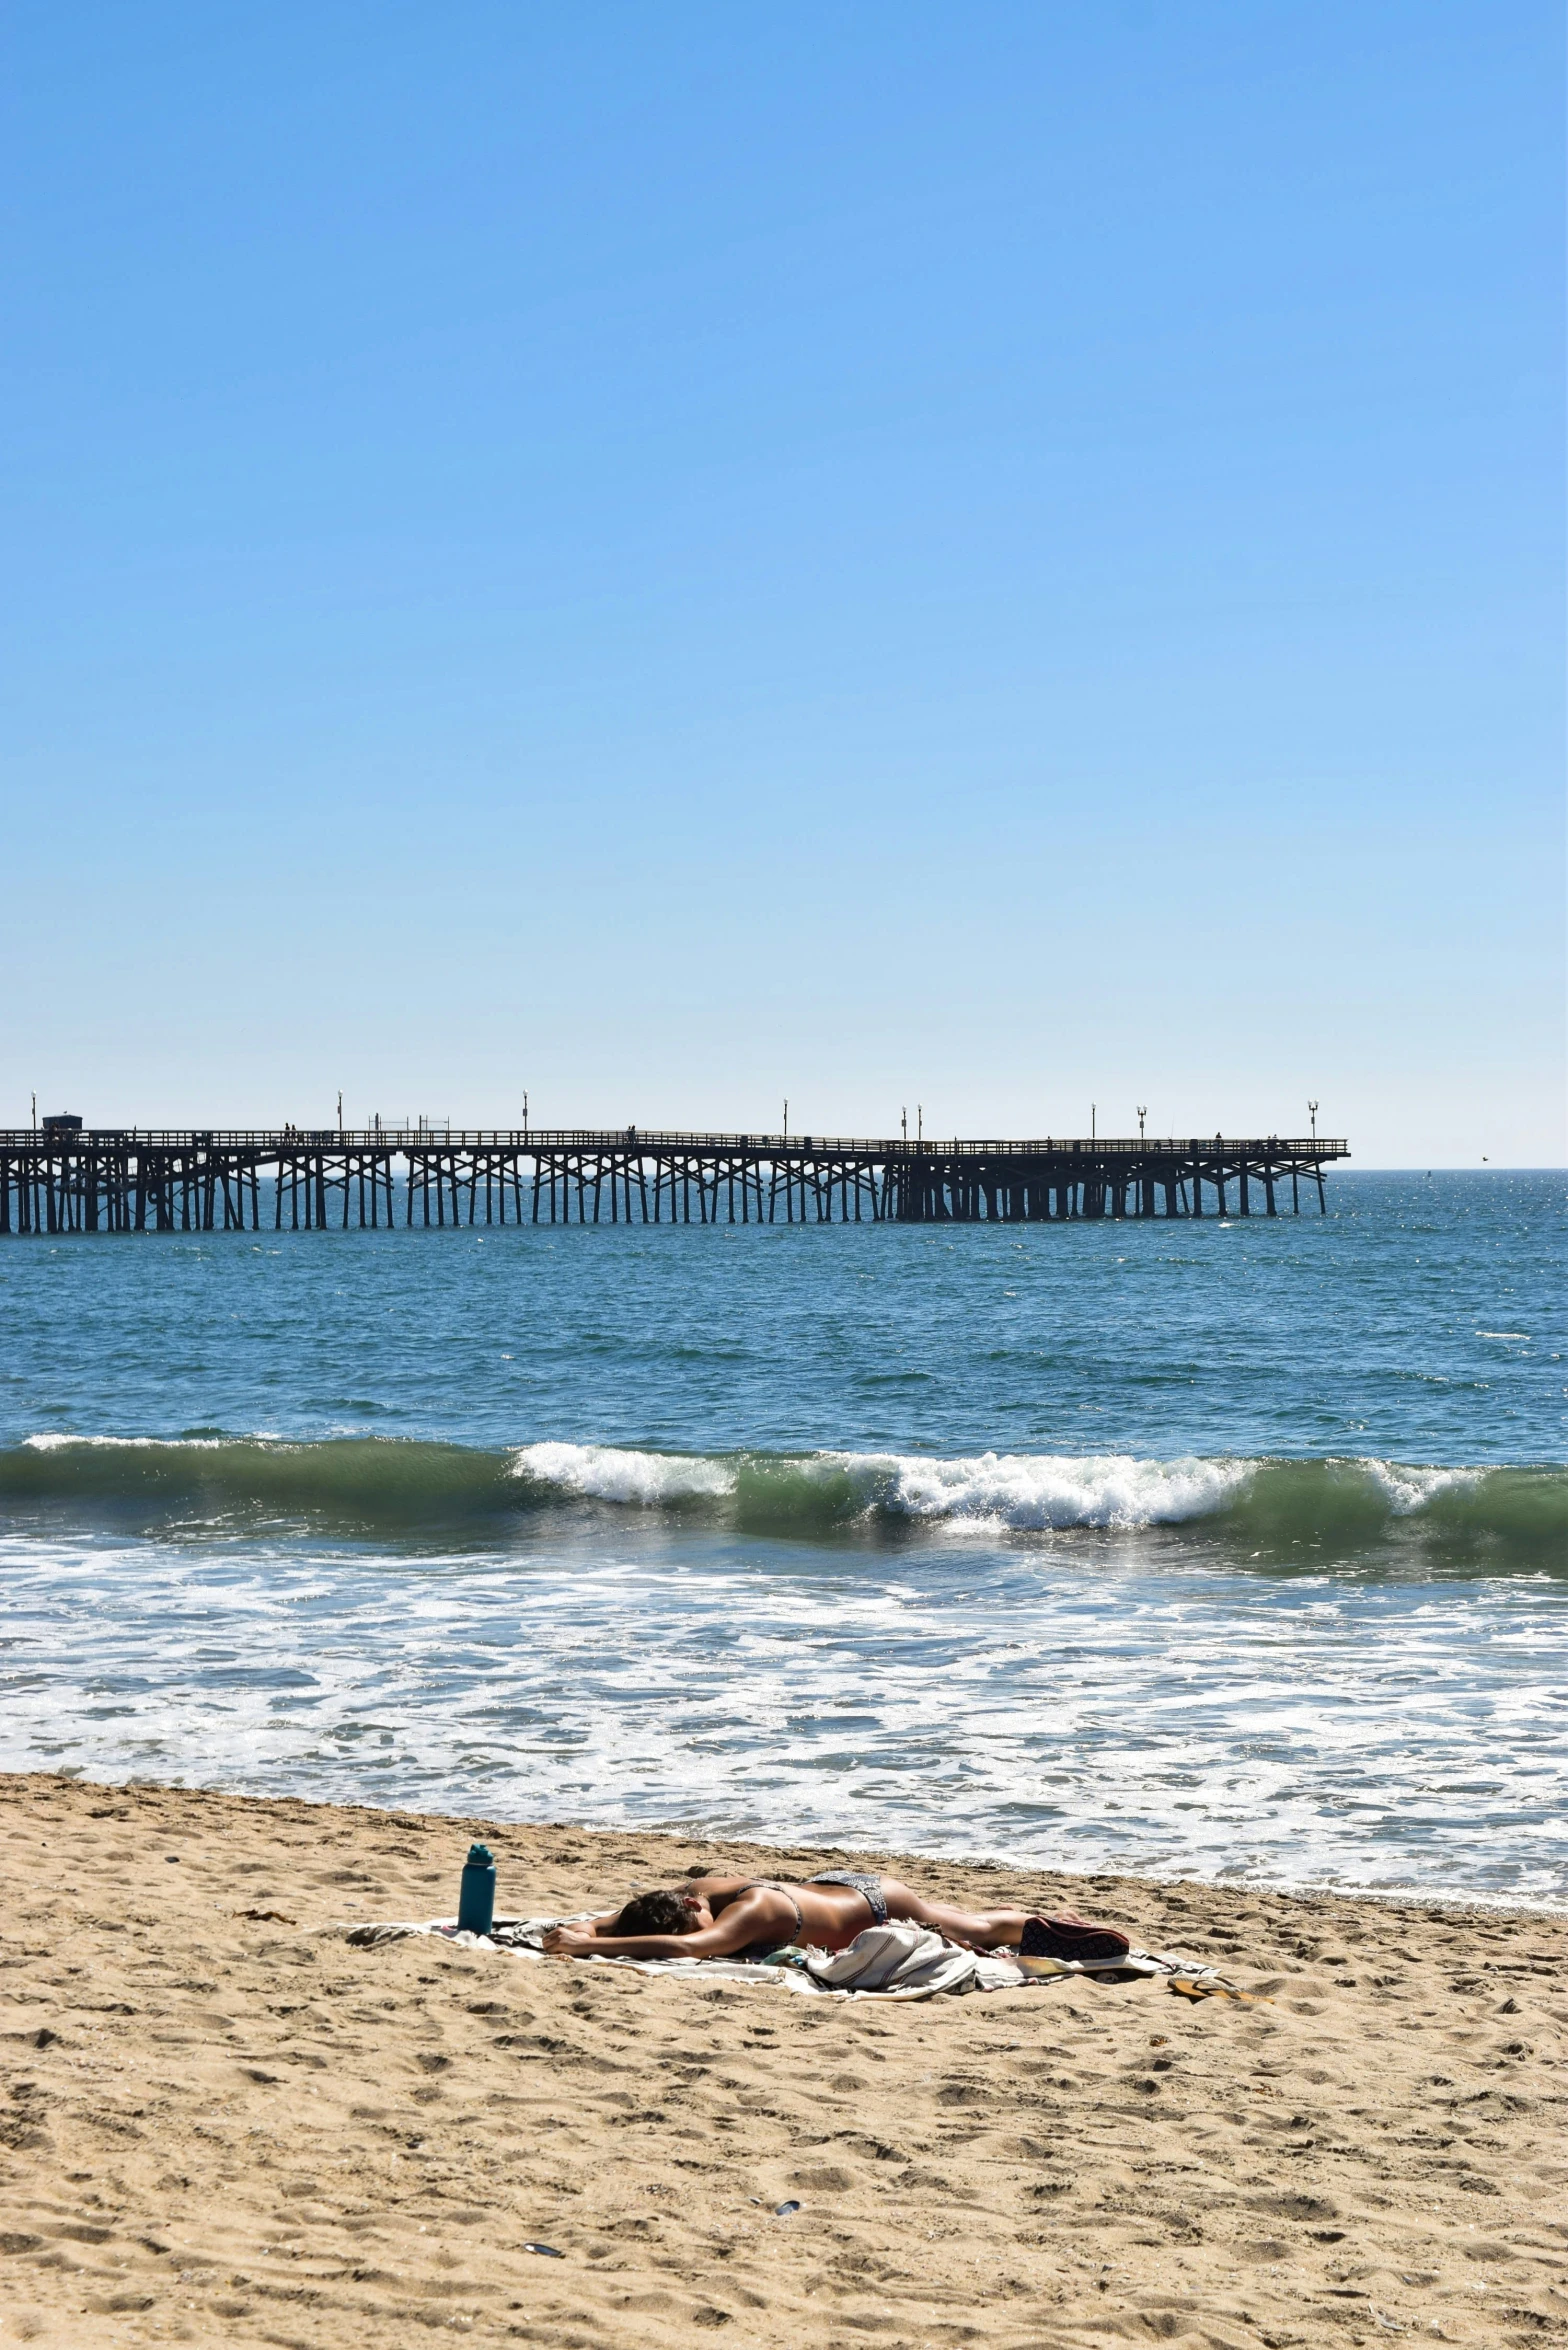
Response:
332,1915,1219,1999
338,1915,1017,1994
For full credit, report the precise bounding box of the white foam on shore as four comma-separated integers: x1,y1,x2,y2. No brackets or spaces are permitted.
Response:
3,1517,1563,1909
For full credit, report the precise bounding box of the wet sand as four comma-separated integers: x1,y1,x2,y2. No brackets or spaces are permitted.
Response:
0,1771,1563,2347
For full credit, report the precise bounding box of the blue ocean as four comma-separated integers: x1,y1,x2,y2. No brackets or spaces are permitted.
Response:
1,1169,1562,1905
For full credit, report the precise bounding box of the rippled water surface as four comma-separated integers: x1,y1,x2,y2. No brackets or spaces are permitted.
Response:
1,1170,1563,1901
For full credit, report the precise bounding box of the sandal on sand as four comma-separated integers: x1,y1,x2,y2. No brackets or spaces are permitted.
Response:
1169,1976,1271,2004
1019,1914,1132,1966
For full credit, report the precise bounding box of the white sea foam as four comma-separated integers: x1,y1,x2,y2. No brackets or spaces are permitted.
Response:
23,1432,234,1451
858,1449,1255,1529
509,1441,736,1506
2,1519,1562,1906
1356,1459,1482,1515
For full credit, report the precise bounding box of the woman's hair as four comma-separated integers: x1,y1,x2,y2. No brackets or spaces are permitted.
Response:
613,1888,702,1936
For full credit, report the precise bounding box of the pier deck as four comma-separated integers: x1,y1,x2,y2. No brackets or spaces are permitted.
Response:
0,1128,1348,1234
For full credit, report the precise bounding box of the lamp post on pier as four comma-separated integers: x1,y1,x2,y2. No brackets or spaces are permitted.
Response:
1137,1104,1147,1144
1308,1100,1318,1143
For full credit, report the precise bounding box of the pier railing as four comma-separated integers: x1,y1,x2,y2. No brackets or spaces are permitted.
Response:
0,1127,1347,1157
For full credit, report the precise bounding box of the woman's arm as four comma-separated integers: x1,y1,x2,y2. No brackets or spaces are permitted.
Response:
542,1926,716,1959
542,1894,776,1961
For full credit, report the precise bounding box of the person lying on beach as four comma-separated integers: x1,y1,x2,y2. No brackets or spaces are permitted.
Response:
541,1869,1044,1962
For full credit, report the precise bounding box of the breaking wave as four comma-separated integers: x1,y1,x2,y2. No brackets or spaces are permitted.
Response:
0,1434,1561,1566
508,1441,1253,1529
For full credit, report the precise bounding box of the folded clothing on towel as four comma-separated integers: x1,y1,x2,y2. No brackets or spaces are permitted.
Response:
801,1924,1024,1998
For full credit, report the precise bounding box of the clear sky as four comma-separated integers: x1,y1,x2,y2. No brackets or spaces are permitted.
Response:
3,4,1562,1163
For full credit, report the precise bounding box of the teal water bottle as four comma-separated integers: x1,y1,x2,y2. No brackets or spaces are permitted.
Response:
457,1841,496,1936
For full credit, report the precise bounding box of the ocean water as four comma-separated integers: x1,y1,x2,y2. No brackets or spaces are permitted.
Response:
1,1169,1563,1906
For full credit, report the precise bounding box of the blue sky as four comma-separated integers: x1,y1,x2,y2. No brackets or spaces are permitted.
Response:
3,4,1562,1161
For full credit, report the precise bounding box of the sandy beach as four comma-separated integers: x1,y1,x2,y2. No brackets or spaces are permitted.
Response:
0,1771,1563,2349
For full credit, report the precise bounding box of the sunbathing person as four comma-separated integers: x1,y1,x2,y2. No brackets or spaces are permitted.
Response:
540,1869,1040,1962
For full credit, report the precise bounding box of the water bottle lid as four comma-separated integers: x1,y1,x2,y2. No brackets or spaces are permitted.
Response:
465,1841,494,1868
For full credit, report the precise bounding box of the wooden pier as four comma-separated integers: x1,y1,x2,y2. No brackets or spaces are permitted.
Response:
0,1124,1348,1234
